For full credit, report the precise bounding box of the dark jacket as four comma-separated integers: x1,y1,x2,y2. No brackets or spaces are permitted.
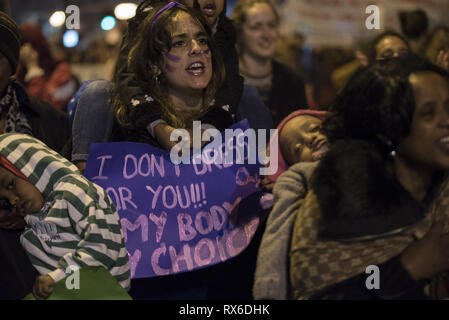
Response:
268,61,307,127
15,81,71,153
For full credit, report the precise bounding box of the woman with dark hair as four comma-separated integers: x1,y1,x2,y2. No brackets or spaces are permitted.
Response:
332,31,410,93
17,24,77,111
112,1,227,147
71,0,248,172
231,0,307,127
368,30,410,63
289,54,449,300
86,1,233,299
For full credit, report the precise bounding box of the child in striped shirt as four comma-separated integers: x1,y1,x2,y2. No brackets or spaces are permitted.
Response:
0,133,130,299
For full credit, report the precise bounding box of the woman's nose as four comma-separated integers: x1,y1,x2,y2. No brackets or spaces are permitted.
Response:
190,40,201,55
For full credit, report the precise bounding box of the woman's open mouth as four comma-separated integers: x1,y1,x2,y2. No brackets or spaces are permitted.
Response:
186,61,206,76
438,135,449,153
202,3,216,17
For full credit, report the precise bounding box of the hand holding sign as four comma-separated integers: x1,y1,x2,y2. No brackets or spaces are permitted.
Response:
85,120,262,278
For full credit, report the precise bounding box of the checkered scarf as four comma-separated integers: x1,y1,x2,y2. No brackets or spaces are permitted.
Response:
0,82,33,135
289,178,449,299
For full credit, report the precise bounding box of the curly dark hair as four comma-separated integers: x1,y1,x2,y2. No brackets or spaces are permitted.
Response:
322,54,449,152
113,1,225,132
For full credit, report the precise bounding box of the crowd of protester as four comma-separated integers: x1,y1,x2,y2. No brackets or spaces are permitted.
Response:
0,0,448,300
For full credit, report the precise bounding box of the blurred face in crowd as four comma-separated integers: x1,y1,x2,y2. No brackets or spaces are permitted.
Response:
162,12,213,101
0,53,11,96
397,72,449,172
240,2,279,61
0,166,44,228
376,36,409,60
280,115,328,165
195,0,224,26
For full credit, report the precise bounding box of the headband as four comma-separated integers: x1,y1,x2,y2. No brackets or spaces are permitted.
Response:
0,154,28,181
152,1,184,28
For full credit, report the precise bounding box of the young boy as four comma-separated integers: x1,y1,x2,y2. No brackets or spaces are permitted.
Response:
0,133,130,299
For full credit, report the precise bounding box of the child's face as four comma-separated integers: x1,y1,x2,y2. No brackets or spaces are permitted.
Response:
280,115,328,165
0,166,43,218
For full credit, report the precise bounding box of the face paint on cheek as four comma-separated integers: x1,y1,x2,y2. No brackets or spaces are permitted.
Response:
165,53,181,62
165,63,177,72
164,53,181,73
203,49,211,61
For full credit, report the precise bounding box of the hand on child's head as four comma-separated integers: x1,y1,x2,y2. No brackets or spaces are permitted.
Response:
32,275,54,300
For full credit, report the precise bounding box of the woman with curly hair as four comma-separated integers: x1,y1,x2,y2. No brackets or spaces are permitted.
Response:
289,54,449,299
111,1,227,147
71,0,241,172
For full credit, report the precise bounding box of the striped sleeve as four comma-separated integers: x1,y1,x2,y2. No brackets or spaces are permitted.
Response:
47,177,130,289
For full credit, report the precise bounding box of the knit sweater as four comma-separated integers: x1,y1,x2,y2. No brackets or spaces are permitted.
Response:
0,133,130,290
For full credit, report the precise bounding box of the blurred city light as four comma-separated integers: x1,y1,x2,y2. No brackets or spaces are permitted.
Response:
49,11,66,27
114,3,137,20
101,16,116,30
63,30,79,48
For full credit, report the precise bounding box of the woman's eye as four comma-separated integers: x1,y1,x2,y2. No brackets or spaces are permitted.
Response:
173,41,185,48
198,38,208,45
419,106,435,118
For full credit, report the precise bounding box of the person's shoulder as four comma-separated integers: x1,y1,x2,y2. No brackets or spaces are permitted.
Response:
272,60,304,83
279,161,318,182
